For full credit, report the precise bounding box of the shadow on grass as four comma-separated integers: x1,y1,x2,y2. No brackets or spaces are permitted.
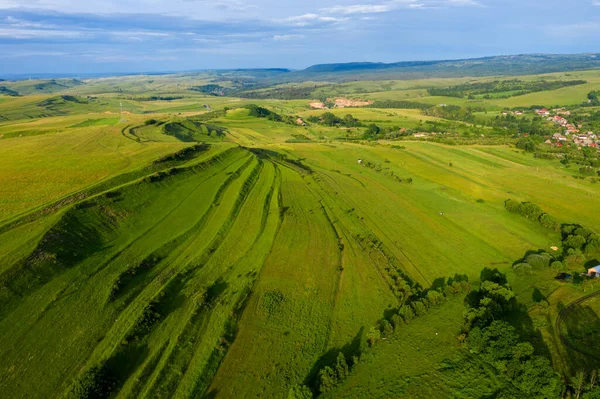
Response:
303,327,365,391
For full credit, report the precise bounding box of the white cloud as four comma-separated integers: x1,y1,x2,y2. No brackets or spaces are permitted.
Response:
0,27,84,39
273,34,305,40
284,13,343,26
320,0,480,16
321,4,393,14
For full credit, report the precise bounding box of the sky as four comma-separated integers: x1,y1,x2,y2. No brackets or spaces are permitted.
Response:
0,0,599,75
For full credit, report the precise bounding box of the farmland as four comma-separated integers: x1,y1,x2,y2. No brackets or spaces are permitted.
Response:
1,64,600,398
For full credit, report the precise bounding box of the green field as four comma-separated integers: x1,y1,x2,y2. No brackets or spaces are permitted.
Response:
1,67,600,398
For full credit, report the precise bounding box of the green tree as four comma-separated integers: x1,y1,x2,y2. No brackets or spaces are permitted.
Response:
321,112,338,126
334,352,349,381
380,319,394,337
412,300,428,317
513,263,532,275
318,366,336,393
398,305,415,322
288,384,313,399
365,123,380,136
426,290,444,306
366,326,381,347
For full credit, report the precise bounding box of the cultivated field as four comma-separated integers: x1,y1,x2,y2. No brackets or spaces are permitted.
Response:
1,67,599,398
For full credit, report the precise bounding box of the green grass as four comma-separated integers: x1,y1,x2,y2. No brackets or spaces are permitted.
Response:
1,69,600,398
325,299,505,399
68,117,121,128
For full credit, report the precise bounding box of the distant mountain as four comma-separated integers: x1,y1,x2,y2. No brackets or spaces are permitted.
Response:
295,53,600,81
304,60,444,73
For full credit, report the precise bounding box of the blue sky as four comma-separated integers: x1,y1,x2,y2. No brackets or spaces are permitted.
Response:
0,0,599,75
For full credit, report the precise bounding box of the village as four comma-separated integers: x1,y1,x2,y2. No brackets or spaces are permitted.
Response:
534,107,599,148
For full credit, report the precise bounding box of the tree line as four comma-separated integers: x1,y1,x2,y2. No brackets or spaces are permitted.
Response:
428,79,587,99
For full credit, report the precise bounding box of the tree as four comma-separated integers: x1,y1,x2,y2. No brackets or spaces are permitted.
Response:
513,263,532,275
288,384,313,399
591,370,598,391
365,123,380,136
551,261,563,270
515,356,562,398
411,300,428,317
321,112,338,126
391,314,403,330
380,319,394,337
398,305,415,322
574,371,587,399
516,138,536,152
318,366,336,393
526,253,552,269
342,114,360,127
426,290,444,306
334,352,349,381
565,235,587,250
366,326,381,347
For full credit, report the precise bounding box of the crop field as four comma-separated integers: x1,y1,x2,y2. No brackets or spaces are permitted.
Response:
1,66,600,398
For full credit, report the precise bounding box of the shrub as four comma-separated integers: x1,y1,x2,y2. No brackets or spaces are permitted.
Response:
525,253,552,269
317,366,336,393
391,314,403,330
69,365,116,399
411,300,428,317
426,290,444,306
539,214,561,231
380,320,394,337
366,327,381,347
550,261,563,270
398,305,415,322
288,384,313,399
513,263,533,275
564,235,587,250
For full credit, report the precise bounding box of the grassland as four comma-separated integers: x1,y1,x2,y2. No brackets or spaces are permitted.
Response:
0,67,599,398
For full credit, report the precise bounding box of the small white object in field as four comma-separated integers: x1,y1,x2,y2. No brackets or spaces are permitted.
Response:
358,159,363,164
439,212,443,216
436,332,439,336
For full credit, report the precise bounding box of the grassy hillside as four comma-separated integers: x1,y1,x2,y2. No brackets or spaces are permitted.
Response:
0,66,599,398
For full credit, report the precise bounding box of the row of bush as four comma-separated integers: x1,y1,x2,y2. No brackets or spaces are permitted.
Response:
294,275,471,398
504,199,561,231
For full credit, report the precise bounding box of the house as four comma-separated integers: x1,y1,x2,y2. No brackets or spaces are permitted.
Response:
588,265,600,277
536,108,549,116
296,117,307,126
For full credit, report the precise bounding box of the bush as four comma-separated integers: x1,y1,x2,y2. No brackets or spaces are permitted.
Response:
411,300,428,317
564,235,587,250
380,320,394,337
513,263,533,275
69,364,116,399
539,214,561,231
288,384,313,399
366,326,381,347
398,305,415,322
525,253,552,269
426,290,444,306
391,314,403,330
550,261,563,270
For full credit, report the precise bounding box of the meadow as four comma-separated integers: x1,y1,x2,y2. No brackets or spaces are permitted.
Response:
0,67,599,398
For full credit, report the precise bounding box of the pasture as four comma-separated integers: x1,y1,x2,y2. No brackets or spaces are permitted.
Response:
0,67,599,398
